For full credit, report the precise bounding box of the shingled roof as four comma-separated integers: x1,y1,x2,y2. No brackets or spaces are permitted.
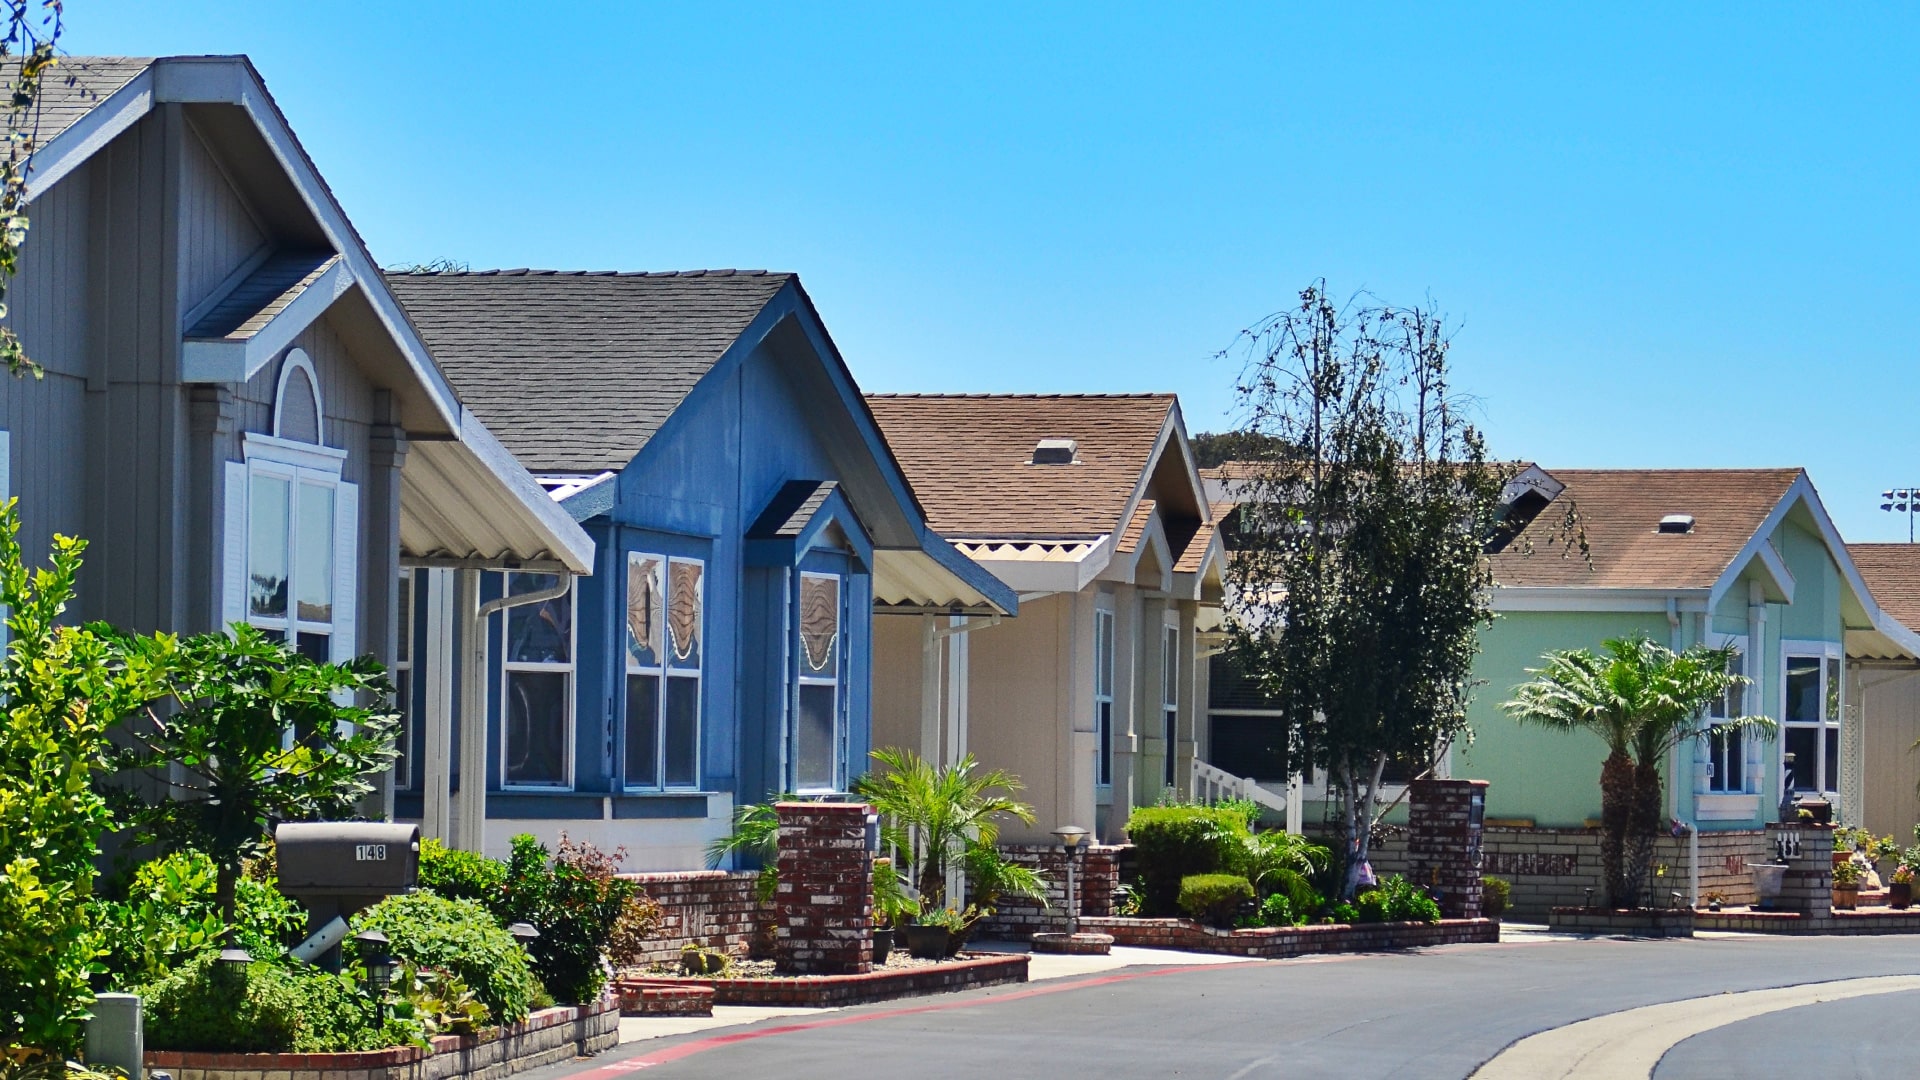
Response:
1490,468,1802,590
865,394,1175,539
385,270,792,473
13,56,153,148
1849,544,1920,635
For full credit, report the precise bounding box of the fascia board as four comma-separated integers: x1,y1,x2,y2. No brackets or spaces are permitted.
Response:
1788,476,1920,660
1491,587,1710,613
181,257,355,383
1706,478,1806,612
908,524,1018,615
457,410,595,575
153,57,461,431
29,66,154,195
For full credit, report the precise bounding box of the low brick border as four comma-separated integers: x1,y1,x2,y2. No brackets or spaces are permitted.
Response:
1694,907,1920,935
1031,932,1113,955
616,980,715,1017
144,999,618,1080
1080,916,1497,958
638,953,1028,1007
1548,907,1694,938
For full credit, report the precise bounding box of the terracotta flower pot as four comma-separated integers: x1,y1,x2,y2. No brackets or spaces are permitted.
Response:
1833,885,1859,911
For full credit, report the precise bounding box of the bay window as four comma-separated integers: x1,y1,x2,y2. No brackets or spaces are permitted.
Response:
625,552,703,790
795,572,843,793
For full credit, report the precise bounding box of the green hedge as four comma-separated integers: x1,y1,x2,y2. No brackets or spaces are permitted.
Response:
350,892,538,1024
1481,875,1511,919
1178,874,1254,927
142,954,403,1053
1126,805,1249,915
1352,875,1441,924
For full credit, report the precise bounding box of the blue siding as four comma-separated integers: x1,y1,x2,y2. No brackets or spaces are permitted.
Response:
475,325,880,815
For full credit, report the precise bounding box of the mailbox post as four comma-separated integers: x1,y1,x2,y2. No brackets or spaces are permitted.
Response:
275,822,421,970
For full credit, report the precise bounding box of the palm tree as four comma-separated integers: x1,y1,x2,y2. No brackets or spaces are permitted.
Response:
706,795,792,902
1503,635,1772,908
853,747,1040,910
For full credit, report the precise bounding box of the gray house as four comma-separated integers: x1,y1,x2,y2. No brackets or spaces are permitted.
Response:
7,54,592,816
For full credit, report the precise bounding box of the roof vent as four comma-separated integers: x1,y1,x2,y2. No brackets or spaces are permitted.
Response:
1031,438,1078,465
1657,514,1695,535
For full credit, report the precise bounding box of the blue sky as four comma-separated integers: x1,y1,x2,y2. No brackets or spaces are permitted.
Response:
66,4,1920,539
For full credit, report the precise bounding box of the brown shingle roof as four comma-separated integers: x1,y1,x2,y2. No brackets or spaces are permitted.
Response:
1849,543,1920,634
1491,468,1801,590
1115,499,1156,554
14,56,153,149
865,394,1174,539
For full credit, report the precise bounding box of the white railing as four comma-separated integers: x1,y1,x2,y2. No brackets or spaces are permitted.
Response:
1191,758,1290,817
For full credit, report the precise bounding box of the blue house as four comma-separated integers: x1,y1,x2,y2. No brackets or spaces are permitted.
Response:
384,269,1016,868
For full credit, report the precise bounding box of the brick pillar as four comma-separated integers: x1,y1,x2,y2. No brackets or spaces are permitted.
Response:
1767,822,1833,916
774,802,874,975
1407,779,1488,919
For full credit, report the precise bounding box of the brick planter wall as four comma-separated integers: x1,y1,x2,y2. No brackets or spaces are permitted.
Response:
616,981,715,1017
616,870,771,964
641,953,1028,1007
1406,780,1488,918
774,801,873,975
1769,822,1834,914
1547,907,1695,938
975,844,1122,938
144,1000,618,1080
1360,826,1770,919
1081,916,1497,958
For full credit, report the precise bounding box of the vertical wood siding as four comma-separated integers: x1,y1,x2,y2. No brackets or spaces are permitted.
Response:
178,123,266,318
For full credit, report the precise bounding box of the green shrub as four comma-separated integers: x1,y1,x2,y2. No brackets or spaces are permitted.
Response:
1352,875,1441,925
1178,874,1254,928
1481,875,1511,919
1244,892,1295,928
496,835,636,1004
1323,900,1359,924
1259,867,1320,922
142,954,407,1053
1127,805,1249,915
418,837,508,906
93,849,305,989
350,892,537,1024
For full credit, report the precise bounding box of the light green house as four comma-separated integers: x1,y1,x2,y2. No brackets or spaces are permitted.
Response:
1464,467,1919,836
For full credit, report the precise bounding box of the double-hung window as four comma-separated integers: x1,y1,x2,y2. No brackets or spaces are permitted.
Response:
1094,605,1115,787
1162,620,1179,788
795,572,843,793
500,572,574,789
1706,638,1747,794
625,553,703,790
1782,644,1842,795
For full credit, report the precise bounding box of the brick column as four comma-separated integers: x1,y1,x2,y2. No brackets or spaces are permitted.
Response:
1767,822,1833,916
1407,779,1488,918
774,802,873,975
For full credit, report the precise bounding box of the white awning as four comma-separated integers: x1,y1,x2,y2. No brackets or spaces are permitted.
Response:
400,412,595,574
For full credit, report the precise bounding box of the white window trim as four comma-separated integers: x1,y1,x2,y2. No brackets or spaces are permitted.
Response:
499,572,577,791
1094,602,1116,793
272,348,326,442
623,552,704,792
1780,638,1843,798
794,570,844,794
1703,632,1753,795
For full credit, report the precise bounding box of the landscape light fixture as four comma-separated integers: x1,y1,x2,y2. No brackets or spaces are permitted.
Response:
215,946,252,969
509,921,541,946
353,929,393,1023
1881,488,1920,542
1052,825,1091,935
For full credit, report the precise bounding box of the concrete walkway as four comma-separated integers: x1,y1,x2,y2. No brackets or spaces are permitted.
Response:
615,940,1256,1044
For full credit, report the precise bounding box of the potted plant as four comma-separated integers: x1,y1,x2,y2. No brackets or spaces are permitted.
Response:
1891,865,1914,910
1832,857,1863,910
906,906,983,959
872,857,919,965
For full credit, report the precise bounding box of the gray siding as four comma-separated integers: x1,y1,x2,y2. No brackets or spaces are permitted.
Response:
178,121,266,318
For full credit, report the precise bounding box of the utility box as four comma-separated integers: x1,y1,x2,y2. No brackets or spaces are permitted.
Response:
276,821,420,898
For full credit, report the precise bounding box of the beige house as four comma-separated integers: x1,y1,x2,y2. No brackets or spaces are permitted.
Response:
1847,544,1920,840
866,394,1224,842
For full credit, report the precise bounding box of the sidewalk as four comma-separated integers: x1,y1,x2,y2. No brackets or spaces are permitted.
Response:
614,940,1258,1045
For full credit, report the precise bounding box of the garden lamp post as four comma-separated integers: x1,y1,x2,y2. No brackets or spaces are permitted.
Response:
353,929,393,1025
1053,825,1090,935
509,922,541,948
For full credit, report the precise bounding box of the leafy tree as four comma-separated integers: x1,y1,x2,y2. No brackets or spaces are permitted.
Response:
1188,430,1290,470
107,625,400,921
1220,281,1556,900
1504,635,1773,907
0,0,66,378
0,503,170,1059
854,748,1042,911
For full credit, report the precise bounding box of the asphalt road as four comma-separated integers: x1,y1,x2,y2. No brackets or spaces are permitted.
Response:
542,934,1920,1079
